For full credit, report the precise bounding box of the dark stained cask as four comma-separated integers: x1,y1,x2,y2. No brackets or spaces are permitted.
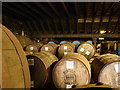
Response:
1,24,31,88
58,42,75,58
26,51,58,88
77,42,96,59
52,53,91,89
92,54,120,88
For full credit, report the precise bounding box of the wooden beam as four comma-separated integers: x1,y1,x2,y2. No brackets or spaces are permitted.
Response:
24,21,33,36
3,4,32,20
22,2,46,19
48,2,61,18
61,2,70,18
53,19,60,34
74,2,78,18
114,15,120,33
91,3,96,34
34,2,53,18
32,34,120,38
103,3,116,16
75,18,78,34
69,19,74,34
98,3,105,32
105,3,116,33
39,20,48,34
9,3,37,20
60,19,64,34
32,21,41,34
84,3,87,33
46,20,53,34
26,21,36,35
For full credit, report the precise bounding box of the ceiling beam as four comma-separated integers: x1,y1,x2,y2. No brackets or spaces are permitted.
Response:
74,2,78,18
103,2,116,16
69,19,74,34
46,20,53,34
84,3,87,33
32,21,41,34
60,19,65,34
9,3,37,20
26,21,36,35
32,34,120,38
24,21,33,36
3,4,32,20
22,3,46,19
53,19,60,34
34,2,53,18
91,3,96,34
39,20,48,34
48,2,61,18
61,2,70,18
105,3,116,33
98,3,105,32
114,15,120,33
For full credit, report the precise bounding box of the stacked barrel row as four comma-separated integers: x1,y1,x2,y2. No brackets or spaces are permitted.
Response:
1,24,120,89
16,36,96,60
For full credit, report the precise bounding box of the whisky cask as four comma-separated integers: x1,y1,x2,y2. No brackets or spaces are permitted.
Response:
92,54,120,88
52,53,91,89
1,24,30,88
26,51,58,88
58,42,75,58
77,42,96,59
41,43,58,55
25,42,43,52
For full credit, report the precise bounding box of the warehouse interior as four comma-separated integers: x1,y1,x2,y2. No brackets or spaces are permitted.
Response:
1,2,120,89
2,2,120,53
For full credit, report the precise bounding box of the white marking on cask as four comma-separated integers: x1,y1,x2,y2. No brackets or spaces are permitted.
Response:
64,52,68,55
66,61,74,69
28,59,34,66
64,46,68,50
30,47,34,50
115,64,120,72
66,84,73,89
86,51,90,55
31,81,34,88
45,47,48,51
30,52,33,54
80,48,84,52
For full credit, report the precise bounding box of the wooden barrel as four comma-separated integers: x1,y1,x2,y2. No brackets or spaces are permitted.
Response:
1,24,31,88
118,42,120,56
41,43,58,55
59,41,67,45
52,53,91,89
70,84,114,90
25,42,43,52
25,51,58,88
77,42,96,59
72,41,80,47
58,42,75,58
92,54,120,88
16,35,33,48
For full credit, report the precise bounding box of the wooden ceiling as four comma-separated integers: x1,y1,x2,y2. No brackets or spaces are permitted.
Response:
2,2,120,38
